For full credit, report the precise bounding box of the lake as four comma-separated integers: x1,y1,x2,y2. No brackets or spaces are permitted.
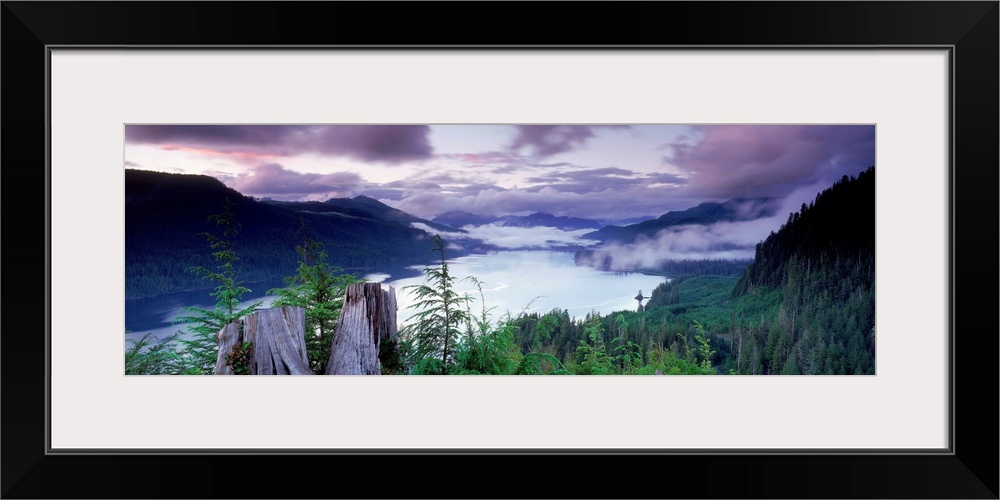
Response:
124,250,666,348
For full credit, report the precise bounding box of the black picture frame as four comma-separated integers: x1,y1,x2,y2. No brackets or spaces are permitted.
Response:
2,2,996,498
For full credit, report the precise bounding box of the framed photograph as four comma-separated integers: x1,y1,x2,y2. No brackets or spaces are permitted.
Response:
120,122,877,380
3,2,996,498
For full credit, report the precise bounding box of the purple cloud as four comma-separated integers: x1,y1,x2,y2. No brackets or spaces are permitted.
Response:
525,167,642,194
457,183,509,196
223,163,364,197
646,172,688,185
125,125,433,163
666,125,875,199
389,181,690,222
439,151,572,176
358,187,407,201
312,126,433,162
383,159,696,221
522,167,688,196
421,172,463,184
507,125,629,157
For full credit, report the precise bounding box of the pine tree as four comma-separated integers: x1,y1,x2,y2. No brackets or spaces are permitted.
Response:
268,235,360,374
124,331,182,375
174,197,261,374
693,320,716,373
532,313,559,352
574,313,612,375
612,314,641,373
399,235,471,374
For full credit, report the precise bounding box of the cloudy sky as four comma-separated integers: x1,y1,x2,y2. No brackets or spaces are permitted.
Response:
124,124,875,222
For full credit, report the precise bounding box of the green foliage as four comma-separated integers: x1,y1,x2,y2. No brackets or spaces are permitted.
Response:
726,167,875,374
573,314,613,375
516,352,568,375
125,332,182,375
532,314,559,352
454,318,522,375
268,233,361,374
692,320,716,372
452,278,522,375
399,235,472,374
638,343,715,375
612,314,642,374
410,356,446,375
173,197,262,374
378,334,407,375
225,341,254,375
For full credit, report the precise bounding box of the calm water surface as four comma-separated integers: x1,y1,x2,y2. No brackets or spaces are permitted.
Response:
124,251,666,348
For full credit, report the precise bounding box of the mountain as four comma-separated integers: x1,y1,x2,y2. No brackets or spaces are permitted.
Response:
432,211,602,231
125,169,452,299
432,211,502,227
604,215,656,226
733,167,875,295
729,166,876,374
267,196,463,234
583,197,782,243
514,212,602,231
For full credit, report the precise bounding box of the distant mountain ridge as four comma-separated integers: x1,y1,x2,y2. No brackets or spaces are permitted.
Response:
583,197,782,243
267,195,462,234
433,211,603,231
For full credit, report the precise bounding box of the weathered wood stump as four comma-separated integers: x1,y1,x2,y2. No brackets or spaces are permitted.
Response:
214,306,311,375
326,282,397,375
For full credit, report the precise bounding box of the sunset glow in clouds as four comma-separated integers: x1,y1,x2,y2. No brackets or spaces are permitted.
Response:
124,124,875,222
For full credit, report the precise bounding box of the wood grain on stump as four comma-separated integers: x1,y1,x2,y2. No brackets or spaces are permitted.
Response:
326,282,397,375
214,306,310,375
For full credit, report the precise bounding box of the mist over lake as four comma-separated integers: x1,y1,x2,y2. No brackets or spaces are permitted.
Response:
125,250,665,348
374,250,666,324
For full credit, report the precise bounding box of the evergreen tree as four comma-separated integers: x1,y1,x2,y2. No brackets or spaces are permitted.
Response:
399,235,471,374
573,313,613,375
453,277,522,375
124,332,182,375
692,320,716,373
532,313,559,352
611,314,642,373
174,197,261,374
268,234,361,374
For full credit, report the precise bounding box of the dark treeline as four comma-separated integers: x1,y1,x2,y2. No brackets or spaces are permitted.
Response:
734,166,875,294
504,275,774,375
573,252,751,278
729,166,876,374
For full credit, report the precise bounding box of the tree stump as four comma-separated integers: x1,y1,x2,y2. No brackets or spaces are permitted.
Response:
326,282,397,375
214,323,241,375
214,306,311,375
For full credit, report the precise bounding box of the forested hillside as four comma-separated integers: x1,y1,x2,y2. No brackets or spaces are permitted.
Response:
729,166,876,374
125,169,446,298
270,195,461,234
508,166,876,375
